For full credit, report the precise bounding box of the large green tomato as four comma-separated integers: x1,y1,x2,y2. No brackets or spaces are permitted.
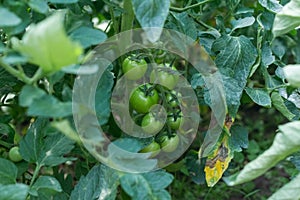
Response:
141,113,164,135
150,64,179,90
139,141,160,157
167,111,183,130
166,91,182,108
8,146,22,162
160,134,180,152
130,84,159,113
122,56,148,80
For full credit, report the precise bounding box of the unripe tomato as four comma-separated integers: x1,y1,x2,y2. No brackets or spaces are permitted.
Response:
150,64,179,90
122,56,148,80
141,113,164,135
167,111,183,130
130,84,159,113
8,146,22,162
139,141,161,157
166,91,182,108
160,134,180,152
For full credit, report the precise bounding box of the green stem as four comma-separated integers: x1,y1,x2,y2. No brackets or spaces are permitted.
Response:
170,0,213,12
0,59,32,84
121,0,134,32
30,164,41,187
0,140,13,148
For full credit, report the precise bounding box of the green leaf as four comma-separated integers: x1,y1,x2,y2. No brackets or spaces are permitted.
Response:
224,121,300,186
120,170,173,200
113,138,143,153
70,165,119,200
132,0,170,42
28,0,49,14
271,92,296,120
51,120,81,143
19,85,46,107
283,64,300,87
19,118,75,167
27,95,72,118
261,41,275,66
268,173,300,200
0,7,21,27
212,35,257,116
228,125,249,152
231,16,256,33
12,11,83,73
166,12,198,40
245,87,272,107
272,0,300,37
0,158,17,185
290,152,300,171
70,27,107,48
30,176,62,197
258,0,282,13
0,183,29,200
49,0,78,3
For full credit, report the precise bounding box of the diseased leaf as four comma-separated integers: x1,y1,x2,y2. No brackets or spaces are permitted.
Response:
245,87,272,107
212,35,257,116
0,158,18,185
132,0,170,42
224,121,300,186
0,184,29,200
283,64,300,88
271,92,296,120
272,0,300,37
258,0,282,13
70,165,119,200
12,11,83,73
0,7,21,27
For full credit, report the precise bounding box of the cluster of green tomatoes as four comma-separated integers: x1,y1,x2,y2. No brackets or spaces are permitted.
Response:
122,54,186,156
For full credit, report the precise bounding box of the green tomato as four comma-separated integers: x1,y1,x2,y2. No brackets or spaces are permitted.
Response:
160,134,180,152
122,56,148,80
130,84,159,113
139,141,160,157
141,113,164,135
8,146,22,162
167,111,183,130
150,64,179,90
166,91,182,108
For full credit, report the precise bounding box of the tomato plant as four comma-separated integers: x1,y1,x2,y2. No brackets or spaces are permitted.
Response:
0,0,300,199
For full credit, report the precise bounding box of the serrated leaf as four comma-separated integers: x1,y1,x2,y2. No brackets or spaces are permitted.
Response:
268,173,300,200
12,11,83,73
0,183,29,200
212,35,257,116
132,0,170,42
70,165,119,200
19,118,75,167
70,27,107,48
283,64,300,88
258,0,283,13
224,121,300,186
271,92,296,120
231,16,255,32
245,87,272,107
272,0,300,37
0,7,21,27
120,170,173,200
0,158,17,185
30,176,62,197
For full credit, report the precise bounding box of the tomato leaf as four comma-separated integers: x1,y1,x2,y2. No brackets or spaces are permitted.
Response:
0,7,21,27
224,121,300,186
12,11,83,73
29,176,62,198
0,158,18,185
19,118,75,167
273,0,300,37
228,125,249,152
70,26,107,48
132,0,170,42
0,183,29,200
28,0,49,14
283,64,300,88
212,35,257,116
231,16,255,33
245,87,272,107
271,92,296,120
258,0,282,13
70,165,119,200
